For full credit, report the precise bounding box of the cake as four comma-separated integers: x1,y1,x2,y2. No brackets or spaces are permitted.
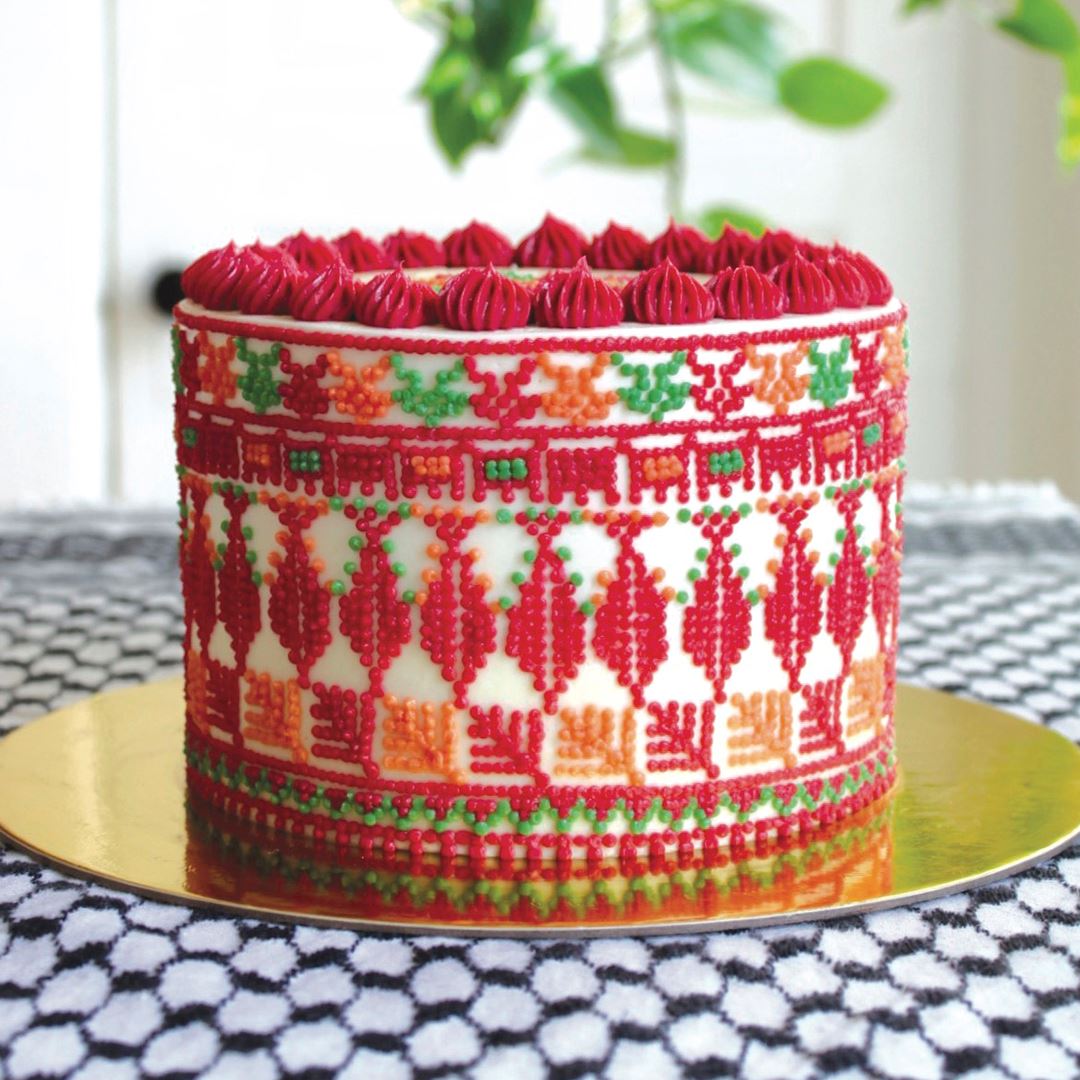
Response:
174,216,906,865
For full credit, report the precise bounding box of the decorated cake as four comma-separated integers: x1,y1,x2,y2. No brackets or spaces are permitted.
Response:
174,216,906,865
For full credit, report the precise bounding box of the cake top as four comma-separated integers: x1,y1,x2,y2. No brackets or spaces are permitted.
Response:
180,215,894,332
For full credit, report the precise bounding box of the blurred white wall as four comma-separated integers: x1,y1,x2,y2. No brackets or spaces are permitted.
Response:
1,0,1078,505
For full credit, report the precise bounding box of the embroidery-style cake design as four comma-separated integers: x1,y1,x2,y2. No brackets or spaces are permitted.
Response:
175,217,906,864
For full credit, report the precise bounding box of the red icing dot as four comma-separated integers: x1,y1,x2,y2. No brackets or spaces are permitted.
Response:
823,255,870,308
771,251,837,314
647,219,710,271
355,266,436,328
180,243,244,310
289,257,357,322
277,231,341,272
443,221,514,267
588,221,649,270
439,264,532,330
750,229,800,273
702,226,757,273
707,264,787,319
235,245,299,316
534,258,623,328
333,230,391,271
383,229,446,268
623,258,717,324
514,214,589,267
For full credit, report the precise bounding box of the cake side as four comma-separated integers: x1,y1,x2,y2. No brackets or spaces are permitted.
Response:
174,296,907,862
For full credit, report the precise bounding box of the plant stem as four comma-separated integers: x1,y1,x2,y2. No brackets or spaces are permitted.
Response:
647,3,686,220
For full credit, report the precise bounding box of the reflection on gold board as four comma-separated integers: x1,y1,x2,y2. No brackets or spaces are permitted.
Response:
0,679,1077,936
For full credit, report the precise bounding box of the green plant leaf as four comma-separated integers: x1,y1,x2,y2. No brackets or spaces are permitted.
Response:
997,0,1080,54
547,61,619,149
901,0,947,12
420,43,472,96
1058,48,1080,165
430,85,483,165
580,128,677,167
472,0,538,70
696,204,768,237
657,0,783,100
778,57,889,127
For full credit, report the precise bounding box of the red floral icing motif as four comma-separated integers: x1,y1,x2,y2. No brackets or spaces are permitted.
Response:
871,473,902,654
623,258,717,324
266,503,331,686
354,267,436,328
707,265,787,319
823,255,870,308
533,258,624,328
514,213,589,267
826,488,870,673
443,221,514,267
277,231,341,272
683,515,752,704
702,226,756,272
419,517,497,707
505,525,587,714
218,488,261,671
771,251,837,315
592,521,668,706
838,247,893,305
234,245,299,316
180,243,244,310
333,230,391,271
763,499,824,691
338,512,411,697
647,219,710,271
467,704,547,783
180,483,216,651
289,258,357,322
463,354,540,422
278,351,330,418
588,221,649,270
439,265,532,330
382,229,446,268
750,229,800,273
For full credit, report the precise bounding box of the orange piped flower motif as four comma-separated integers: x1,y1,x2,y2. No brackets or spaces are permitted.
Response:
554,705,643,784
243,670,307,763
196,331,238,405
846,653,886,738
382,695,464,782
746,341,810,416
881,325,908,388
539,353,620,427
185,651,209,734
727,690,796,769
822,430,852,458
326,351,393,422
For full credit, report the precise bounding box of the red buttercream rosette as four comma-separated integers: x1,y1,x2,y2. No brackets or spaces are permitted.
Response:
289,257,357,322
278,231,341,272
514,214,589,267
180,243,244,310
707,265,787,319
383,229,446,268
235,245,300,316
443,221,514,267
588,221,649,270
823,255,870,308
334,230,391,272
647,219,710,271
771,251,837,314
702,226,757,273
354,267,436,328
439,265,532,330
750,229,800,273
623,258,717,324
837,247,894,305
534,258,624,328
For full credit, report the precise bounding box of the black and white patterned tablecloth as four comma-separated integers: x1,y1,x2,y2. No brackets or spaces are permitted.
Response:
1,487,1079,1080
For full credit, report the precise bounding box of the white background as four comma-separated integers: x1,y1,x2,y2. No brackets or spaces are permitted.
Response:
2,1,1078,505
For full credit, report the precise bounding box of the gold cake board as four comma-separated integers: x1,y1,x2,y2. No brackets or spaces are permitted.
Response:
0,679,1078,937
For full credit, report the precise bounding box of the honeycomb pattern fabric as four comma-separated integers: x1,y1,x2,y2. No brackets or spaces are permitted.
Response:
1,490,1079,1080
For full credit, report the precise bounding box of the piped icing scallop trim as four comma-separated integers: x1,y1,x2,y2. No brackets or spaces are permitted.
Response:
180,217,896,329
